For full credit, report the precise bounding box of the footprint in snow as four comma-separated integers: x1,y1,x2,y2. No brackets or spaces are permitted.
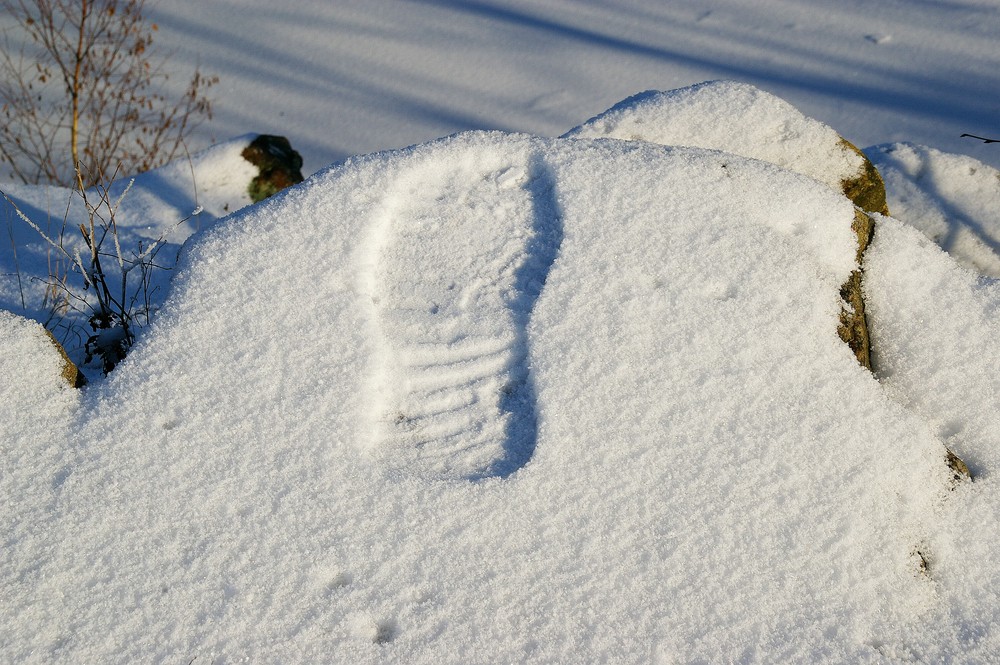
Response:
367,152,562,480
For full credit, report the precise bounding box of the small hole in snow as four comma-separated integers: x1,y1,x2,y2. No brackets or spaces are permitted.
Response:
374,619,397,644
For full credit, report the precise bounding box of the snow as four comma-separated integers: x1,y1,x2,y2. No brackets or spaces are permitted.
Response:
563,80,865,192
867,143,1000,277
1,120,992,663
132,0,1000,176
3,1,1000,662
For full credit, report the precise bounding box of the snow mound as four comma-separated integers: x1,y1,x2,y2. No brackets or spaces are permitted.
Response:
0,310,79,444
866,142,1000,277
563,80,866,194
3,129,969,662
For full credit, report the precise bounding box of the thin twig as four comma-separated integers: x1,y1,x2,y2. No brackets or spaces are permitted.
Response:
961,133,1000,144
5,210,26,309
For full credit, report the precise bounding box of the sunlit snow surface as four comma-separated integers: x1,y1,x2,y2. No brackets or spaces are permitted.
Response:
563,80,865,192
867,143,1000,278
4,70,1000,663
8,126,991,662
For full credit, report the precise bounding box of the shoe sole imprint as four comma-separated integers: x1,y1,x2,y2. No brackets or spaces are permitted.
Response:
366,149,561,480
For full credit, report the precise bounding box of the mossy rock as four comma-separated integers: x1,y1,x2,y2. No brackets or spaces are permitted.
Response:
833,140,891,372
242,135,305,203
837,208,876,370
839,138,890,216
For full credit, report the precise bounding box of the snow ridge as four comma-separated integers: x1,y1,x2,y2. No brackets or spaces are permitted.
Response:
365,143,561,480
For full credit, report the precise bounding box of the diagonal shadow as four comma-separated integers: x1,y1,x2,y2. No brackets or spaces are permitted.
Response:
409,0,1000,131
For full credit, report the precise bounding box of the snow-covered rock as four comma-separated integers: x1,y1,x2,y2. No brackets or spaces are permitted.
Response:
564,81,895,369
1,310,81,420
564,80,889,215
1,311,81,633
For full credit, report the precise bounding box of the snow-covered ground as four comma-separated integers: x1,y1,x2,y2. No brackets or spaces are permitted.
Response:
3,2,1000,663
138,0,1000,175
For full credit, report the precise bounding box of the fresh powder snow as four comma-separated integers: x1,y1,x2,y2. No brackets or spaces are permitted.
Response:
6,82,1000,659
866,143,1000,278
3,0,1000,660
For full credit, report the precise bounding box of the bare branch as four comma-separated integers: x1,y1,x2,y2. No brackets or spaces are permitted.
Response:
961,133,1000,144
0,0,216,187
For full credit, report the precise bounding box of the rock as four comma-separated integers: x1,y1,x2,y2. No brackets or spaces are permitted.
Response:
833,143,886,372
945,446,973,484
565,81,891,370
241,135,305,203
837,209,876,370
0,310,85,390
839,139,889,216
565,81,890,215
44,328,87,388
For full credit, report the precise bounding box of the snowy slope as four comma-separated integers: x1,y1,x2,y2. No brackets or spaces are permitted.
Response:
5,117,995,661
3,0,1000,658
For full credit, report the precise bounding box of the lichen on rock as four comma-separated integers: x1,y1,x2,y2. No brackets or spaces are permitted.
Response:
839,138,890,216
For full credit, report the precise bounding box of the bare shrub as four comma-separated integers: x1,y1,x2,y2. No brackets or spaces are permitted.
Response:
2,173,198,373
0,0,217,188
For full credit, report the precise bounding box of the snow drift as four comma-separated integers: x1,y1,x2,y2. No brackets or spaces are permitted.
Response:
3,83,1000,663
